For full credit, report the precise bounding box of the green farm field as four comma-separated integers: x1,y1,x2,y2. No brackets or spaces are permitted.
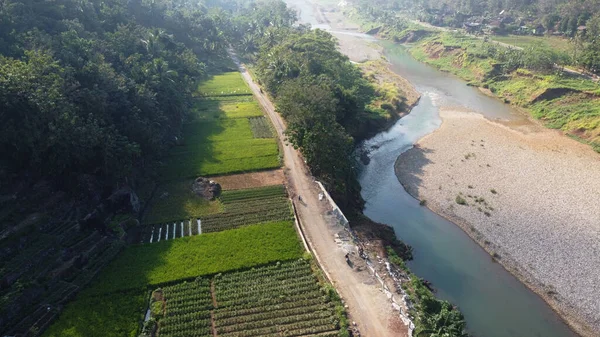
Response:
45,72,304,337
144,260,344,337
42,290,146,337
491,34,573,54
196,72,252,97
138,185,292,243
193,99,264,119
144,179,223,224
161,72,280,180
87,221,303,295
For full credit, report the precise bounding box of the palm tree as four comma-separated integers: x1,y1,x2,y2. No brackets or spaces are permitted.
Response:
415,302,468,337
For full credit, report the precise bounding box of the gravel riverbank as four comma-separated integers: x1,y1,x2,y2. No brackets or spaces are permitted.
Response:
395,108,600,337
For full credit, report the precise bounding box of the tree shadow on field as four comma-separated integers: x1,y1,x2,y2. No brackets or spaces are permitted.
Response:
160,98,226,181
394,145,435,199
84,236,176,297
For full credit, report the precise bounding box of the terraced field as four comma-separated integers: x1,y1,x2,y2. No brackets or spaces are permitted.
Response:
139,185,292,243
0,207,126,337
146,260,342,337
163,76,280,179
42,71,347,337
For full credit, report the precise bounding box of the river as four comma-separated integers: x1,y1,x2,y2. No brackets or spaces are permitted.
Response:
284,0,578,335
358,43,577,337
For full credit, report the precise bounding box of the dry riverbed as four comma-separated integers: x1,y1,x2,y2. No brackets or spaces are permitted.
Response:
395,108,600,336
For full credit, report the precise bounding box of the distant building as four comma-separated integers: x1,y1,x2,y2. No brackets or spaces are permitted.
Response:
517,25,529,34
533,24,545,35
463,22,482,33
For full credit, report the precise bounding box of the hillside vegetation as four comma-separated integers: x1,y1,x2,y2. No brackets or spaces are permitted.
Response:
410,33,600,151
348,0,600,74
341,0,600,152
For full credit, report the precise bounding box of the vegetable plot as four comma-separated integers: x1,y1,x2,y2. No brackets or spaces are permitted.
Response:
213,260,340,337
86,221,303,295
140,185,292,242
201,185,292,233
153,279,213,337
147,260,341,337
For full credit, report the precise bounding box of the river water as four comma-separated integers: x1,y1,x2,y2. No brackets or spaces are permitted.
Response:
284,0,578,335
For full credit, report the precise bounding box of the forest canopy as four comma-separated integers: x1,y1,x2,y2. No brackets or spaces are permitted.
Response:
0,0,230,190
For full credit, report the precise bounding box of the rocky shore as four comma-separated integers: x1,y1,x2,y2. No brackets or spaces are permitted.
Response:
395,108,600,337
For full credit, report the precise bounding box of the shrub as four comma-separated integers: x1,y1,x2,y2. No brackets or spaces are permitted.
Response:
455,195,467,205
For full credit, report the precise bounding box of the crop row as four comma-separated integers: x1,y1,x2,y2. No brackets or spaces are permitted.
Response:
216,272,315,291
217,311,336,334
165,303,212,317
217,287,323,309
218,319,338,337
216,303,335,328
159,324,212,336
162,279,213,318
166,293,212,307
159,312,211,332
162,279,211,297
248,116,274,138
216,264,313,282
201,212,291,233
219,185,286,203
159,333,211,337
213,298,332,320
222,197,290,213
160,310,210,325
215,260,311,284
215,275,318,302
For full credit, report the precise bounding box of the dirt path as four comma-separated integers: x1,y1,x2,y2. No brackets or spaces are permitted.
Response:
230,51,405,337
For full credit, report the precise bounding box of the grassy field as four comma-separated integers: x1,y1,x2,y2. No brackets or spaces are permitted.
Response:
145,260,343,337
196,72,252,97
193,99,264,119
42,290,146,337
144,179,223,224
161,73,280,180
491,34,573,54
88,221,303,294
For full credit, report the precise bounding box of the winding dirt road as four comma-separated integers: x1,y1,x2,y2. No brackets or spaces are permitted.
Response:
230,51,406,337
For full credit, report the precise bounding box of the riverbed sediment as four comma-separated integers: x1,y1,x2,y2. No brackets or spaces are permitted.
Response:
395,108,600,336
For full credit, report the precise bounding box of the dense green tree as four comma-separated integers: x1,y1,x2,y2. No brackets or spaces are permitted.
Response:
0,0,230,190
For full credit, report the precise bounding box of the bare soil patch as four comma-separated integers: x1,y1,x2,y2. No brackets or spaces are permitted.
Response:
211,169,284,190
